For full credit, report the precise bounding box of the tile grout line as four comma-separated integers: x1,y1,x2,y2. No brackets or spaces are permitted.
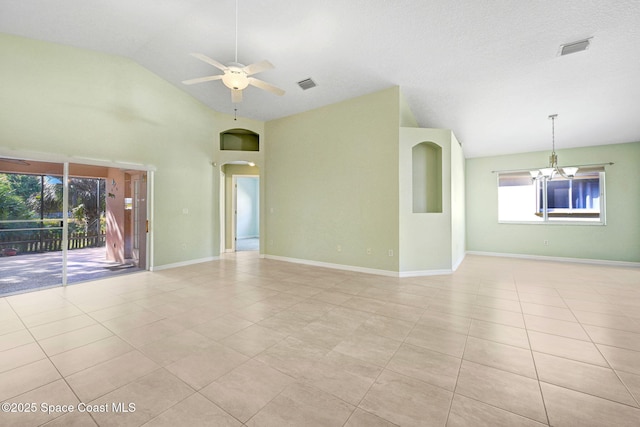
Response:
4,295,102,426
456,272,555,425
232,285,369,427
560,292,640,409
443,281,476,427
515,275,552,426
341,291,427,425
215,283,359,425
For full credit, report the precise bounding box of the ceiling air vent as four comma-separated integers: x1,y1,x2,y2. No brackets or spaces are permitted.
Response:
297,78,317,90
560,38,591,56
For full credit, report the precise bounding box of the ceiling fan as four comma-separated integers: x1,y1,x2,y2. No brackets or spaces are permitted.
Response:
182,0,285,103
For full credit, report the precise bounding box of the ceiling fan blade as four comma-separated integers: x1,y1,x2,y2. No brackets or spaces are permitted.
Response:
243,60,274,76
182,75,223,85
231,89,243,103
189,53,228,71
248,77,285,96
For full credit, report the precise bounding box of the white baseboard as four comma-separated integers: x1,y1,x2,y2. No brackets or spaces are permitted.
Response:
264,254,463,277
452,252,466,272
150,256,220,271
399,269,452,278
397,253,466,277
264,254,399,277
466,251,640,268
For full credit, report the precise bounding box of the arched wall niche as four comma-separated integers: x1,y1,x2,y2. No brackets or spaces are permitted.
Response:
220,128,259,151
412,141,443,213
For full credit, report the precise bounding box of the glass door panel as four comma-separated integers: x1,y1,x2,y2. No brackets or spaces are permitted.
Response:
65,170,108,285
0,161,64,295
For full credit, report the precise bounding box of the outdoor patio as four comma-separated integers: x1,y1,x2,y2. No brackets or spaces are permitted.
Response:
0,247,140,296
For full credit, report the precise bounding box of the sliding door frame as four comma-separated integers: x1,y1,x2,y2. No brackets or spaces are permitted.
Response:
0,151,155,287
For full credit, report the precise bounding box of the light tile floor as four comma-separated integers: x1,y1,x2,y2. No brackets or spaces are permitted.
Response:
1,253,639,426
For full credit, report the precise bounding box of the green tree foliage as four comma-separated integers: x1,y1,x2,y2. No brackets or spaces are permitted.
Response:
27,177,63,216
2,173,105,234
0,174,34,222
1,173,107,252
69,178,105,236
7,174,40,200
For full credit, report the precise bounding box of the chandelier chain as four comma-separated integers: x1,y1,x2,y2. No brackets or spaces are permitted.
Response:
552,117,555,154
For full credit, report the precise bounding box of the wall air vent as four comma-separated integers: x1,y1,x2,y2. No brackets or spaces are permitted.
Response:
560,38,591,56
297,78,317,90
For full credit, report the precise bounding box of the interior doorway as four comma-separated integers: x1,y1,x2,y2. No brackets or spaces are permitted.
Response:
220,163,260,253
234,175,259,252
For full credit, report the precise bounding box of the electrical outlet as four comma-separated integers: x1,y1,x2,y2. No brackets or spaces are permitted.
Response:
366,248,372,255
337,244,342,252
388,249,393,257
544,240,549,246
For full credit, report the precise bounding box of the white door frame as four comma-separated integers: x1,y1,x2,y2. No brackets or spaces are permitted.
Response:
219,169,226,254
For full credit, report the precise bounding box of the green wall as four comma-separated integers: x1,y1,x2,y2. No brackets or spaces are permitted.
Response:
0,33,240,267
264,87,401,272
399,128,466,274
466,142,640,262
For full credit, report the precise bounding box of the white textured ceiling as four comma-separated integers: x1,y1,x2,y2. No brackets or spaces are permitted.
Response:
2,0,640,157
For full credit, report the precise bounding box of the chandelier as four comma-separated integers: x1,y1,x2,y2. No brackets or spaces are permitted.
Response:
530,114,578,180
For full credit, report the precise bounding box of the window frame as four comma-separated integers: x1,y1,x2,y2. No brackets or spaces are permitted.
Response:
497,170,606,226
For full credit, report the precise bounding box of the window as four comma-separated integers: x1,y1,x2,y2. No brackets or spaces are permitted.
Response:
498,168,605,224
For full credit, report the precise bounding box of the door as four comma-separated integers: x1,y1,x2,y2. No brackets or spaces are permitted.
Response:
132,173,147,268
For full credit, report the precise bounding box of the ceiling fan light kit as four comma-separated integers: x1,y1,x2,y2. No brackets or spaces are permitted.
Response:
182,0,284,104
222,65,250,90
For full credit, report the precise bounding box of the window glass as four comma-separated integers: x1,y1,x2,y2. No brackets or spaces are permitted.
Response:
498,172,542,222
498,168,604,224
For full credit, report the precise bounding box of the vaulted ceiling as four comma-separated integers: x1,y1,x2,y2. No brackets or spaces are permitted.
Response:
2,0,639,157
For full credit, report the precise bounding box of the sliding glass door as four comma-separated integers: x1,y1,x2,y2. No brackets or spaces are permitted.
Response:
1,157,150,296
